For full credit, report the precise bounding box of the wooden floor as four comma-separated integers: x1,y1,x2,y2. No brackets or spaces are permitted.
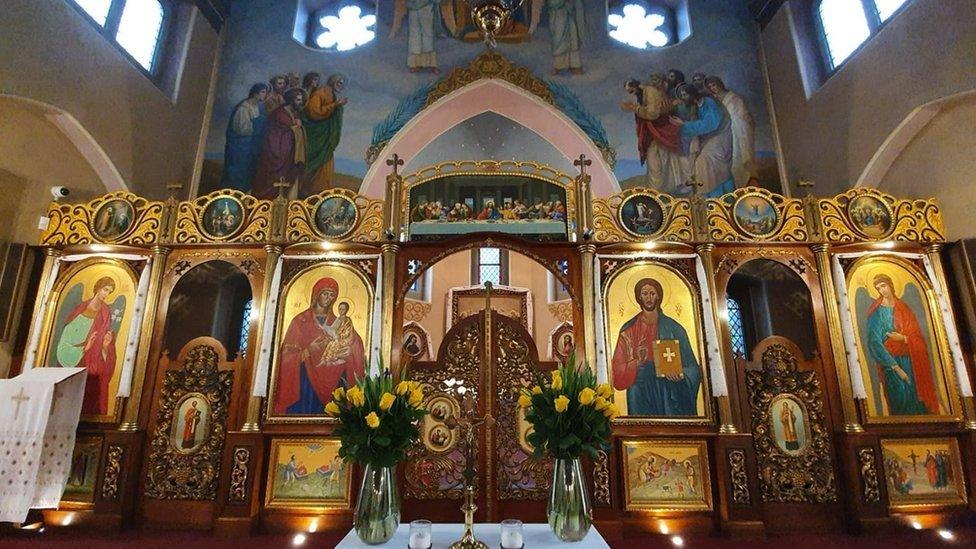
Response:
3,524,974,548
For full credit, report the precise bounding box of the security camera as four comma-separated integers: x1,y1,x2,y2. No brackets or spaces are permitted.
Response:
50,186,70,199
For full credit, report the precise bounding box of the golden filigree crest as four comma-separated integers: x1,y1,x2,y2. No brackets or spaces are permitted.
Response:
173,189,273,244
592,187,694,243
705,186,809,243
817,187,945,244
41,191,164,246
285,188,384,244
426,49,554,107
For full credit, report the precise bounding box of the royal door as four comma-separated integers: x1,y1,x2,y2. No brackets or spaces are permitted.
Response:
401,307,556,523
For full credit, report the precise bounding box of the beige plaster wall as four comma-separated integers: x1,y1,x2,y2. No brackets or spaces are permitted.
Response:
761,0,976,196
0,0,220,199
877,95,976,240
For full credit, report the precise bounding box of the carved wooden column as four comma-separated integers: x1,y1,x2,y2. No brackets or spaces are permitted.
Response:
811,243,863,433
381,155,405,371
574,155,598,371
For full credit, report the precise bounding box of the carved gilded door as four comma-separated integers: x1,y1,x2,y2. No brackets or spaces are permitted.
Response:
402,310,554,523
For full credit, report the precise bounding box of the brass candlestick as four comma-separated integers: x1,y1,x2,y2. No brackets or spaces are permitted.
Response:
446,392,492,549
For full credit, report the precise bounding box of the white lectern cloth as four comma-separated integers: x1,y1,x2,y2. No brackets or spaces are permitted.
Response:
0,368,86,522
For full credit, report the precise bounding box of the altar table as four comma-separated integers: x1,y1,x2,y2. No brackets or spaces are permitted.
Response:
336,523,610,548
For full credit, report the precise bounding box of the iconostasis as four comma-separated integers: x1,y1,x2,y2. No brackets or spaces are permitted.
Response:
24,176,976,537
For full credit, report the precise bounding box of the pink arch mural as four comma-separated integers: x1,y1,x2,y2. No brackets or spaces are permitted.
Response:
358,79,619,198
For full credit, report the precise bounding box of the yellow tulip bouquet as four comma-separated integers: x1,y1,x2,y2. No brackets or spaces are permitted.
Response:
326,371,427,467
520,357,618,460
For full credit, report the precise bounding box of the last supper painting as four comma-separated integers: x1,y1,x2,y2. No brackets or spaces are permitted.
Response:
4,0,976,545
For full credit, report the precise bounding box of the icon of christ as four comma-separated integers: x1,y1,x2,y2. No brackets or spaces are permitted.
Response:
611,277,701,416
274,277,366,415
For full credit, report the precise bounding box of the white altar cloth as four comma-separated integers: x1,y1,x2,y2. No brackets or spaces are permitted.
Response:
336,523,611,548
0,368,86,523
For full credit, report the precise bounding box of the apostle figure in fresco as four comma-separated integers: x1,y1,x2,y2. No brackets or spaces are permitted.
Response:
221,83,270,192
264,74,289,113
705,76,756,187
865,274,939,415
622,76,690,194
391,0,446,74
301,72,320,97
253,88,308,199
56,277,120,416
611,278,701,416
670,83,735,198
530,0,585,75
302,73,347,196
665,69,686,98
274,277,366,415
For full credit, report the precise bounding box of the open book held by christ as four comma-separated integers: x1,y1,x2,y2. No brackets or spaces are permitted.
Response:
652,339,683,379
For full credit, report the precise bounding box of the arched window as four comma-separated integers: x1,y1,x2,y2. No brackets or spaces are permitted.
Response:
606,0,691,50
294,1,377,51
816,0,915,71
67,0,170,73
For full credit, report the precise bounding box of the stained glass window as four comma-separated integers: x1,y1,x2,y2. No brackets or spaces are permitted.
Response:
727,297,746,357
238,299,253,359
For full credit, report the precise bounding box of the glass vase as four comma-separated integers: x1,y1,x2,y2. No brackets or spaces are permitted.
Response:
354,464,400,544
547,457,593,542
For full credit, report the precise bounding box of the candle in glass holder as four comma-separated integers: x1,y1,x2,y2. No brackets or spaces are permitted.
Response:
408,520,432,549
500,519,523,549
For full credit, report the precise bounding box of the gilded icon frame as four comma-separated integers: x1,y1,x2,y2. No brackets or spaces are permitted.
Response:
618,192,667,239
90,198,136,242
313,194,360,240
37,257,139,424
880,437,967,511
264,260,376,424
845,255,963,424
199,194,247,241
731,191,782,239
61,434,103,505
847,193,895,240
601,260,714,425
621,438,713,511
264,437,352,509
